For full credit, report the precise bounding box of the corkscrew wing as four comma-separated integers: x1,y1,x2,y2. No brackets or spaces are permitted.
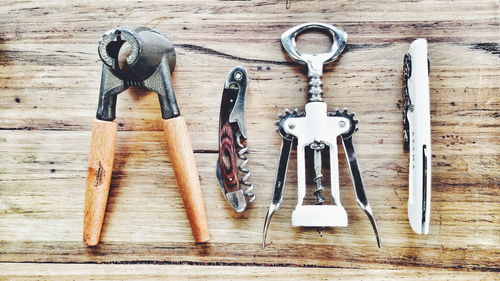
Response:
263,23,381,248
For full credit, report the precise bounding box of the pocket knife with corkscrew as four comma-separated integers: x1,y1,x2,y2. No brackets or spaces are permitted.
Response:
403,39,432,234
262,23,380,248
216,67,255,213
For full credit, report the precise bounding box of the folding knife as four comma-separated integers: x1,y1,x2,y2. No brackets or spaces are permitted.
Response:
403,38,432,234
216,66,255,212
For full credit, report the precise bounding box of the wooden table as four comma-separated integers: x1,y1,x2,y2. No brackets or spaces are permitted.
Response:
1,0,498,280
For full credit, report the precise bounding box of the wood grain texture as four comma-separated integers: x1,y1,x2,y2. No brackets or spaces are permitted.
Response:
163,116,210,243
218,87,241,193
0,0,499,279
0,264,498,281
83,119,117,246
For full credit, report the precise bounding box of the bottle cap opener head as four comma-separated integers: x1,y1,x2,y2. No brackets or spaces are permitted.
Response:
281,22,347,78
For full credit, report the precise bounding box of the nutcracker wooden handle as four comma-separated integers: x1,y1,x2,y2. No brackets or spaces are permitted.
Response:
162,116,210,243
83,119,117,246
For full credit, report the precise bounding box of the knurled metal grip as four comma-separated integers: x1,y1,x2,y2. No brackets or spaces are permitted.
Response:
96,26,180,121
280,23,347,102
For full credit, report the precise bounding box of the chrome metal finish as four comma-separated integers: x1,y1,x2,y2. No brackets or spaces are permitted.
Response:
311,141,326,236
262,111,298,248
311,141,326,206
336,110,380,247
228,68,248,139
226,190,247,213
236,132,255,202
216,67,255,213
281,22,347,102
263,23,380,248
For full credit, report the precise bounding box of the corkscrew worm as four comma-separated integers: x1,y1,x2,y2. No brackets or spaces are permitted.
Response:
263,23,380,248
216,67,255,213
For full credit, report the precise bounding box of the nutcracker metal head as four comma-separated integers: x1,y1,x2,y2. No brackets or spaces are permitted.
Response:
96,26,179,121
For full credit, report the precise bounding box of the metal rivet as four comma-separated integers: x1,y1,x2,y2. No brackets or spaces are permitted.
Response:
234,71,243,81
339,121,346,128
288,122,295,129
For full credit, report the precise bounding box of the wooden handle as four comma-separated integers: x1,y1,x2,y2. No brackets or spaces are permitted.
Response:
162,116,210,243
218,87,240,193
83,119,117,246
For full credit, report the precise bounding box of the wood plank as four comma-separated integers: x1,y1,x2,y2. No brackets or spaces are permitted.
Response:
0,0,498,279
1,241,499,271
0,132,498,270
1,263,497,281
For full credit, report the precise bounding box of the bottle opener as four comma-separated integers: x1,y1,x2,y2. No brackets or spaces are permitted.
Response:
262,23,380,247
216,67,255,212
403,38,432,234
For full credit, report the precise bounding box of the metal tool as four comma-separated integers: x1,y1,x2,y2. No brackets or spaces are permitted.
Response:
263,23,380,248
83,26,209,246
216,67,255,212
403,38,432,234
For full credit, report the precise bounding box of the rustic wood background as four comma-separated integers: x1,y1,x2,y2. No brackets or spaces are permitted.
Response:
0,0,498,280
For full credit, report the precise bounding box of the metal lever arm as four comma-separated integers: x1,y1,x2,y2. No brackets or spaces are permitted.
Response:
340,135,381,248
262,135,294,248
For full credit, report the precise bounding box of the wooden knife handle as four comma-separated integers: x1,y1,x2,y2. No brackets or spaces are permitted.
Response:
162,116,210,243
83,119,117,246
218,86,240,193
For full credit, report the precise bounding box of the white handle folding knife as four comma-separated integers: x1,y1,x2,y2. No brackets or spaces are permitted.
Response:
403,38,432,234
